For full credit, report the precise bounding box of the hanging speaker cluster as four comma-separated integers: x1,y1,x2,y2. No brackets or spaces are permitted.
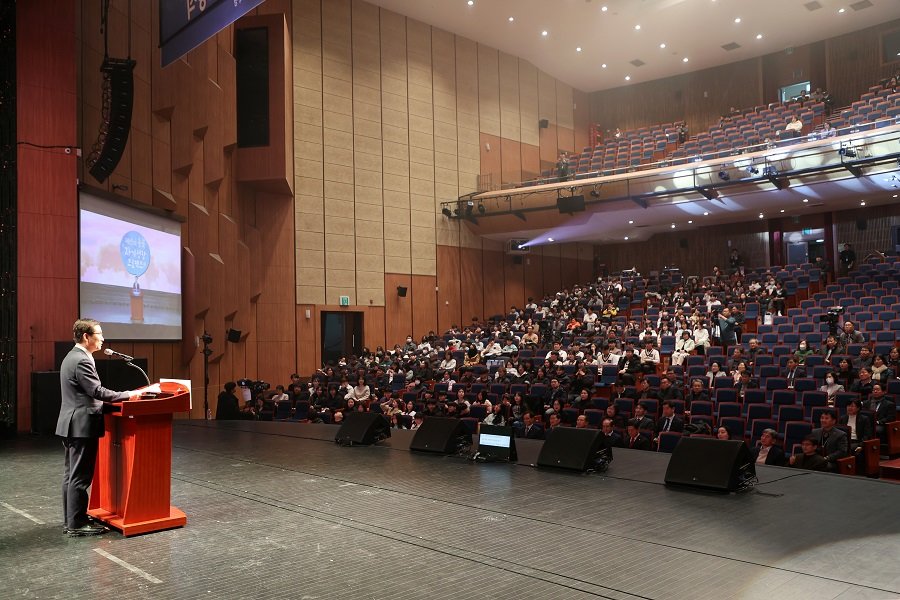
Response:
87,58,136,183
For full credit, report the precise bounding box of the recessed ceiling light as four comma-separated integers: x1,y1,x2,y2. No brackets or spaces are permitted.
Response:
625,75,631,81
467,0,473,5
624,236,629,240
703,211,709,216
734,17,741,23
671,223,676,229
756,33,763,40
601,63,607,68
758,213,764,219
802,198,809,203
547,237,554,242
780,209,785,213
688,220,693,224
682,57,689,63
628,220,634,224
893,194,898,198
860,200,866,206
508,16,514,22
660,43,667,49
634,24,641,30
541,30,548,36
838,7,845,13
576,47,582,52
601,5,608,11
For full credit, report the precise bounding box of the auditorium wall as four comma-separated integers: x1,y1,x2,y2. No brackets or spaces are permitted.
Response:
833,203,900,259
291,0,592,374
589,19,900,139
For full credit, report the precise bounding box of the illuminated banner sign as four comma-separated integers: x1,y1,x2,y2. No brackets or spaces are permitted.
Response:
160,0,266,67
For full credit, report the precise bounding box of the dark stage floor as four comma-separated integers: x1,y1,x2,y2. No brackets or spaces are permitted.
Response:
2,421,899,599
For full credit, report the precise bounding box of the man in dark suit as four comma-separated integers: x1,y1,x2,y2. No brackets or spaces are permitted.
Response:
789,435,829,471
783,358,806,389
655,377,683,402
654,401,684,436
625,419,651,450
811,409,848,472
216,382,241,419
56,319,140,536
600,418,625,448
751,428,786,466
840,398,874,452
632,402,656,432
521,411,545,440
867,383,897,441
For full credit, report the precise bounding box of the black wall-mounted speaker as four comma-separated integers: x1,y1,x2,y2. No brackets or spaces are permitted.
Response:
538,118,549,129
397,286,408,297
88,58,136,183
557,195,585,214
226,328,242,343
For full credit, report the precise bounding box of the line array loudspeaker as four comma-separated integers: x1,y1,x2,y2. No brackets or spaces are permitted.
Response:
88,58,136,183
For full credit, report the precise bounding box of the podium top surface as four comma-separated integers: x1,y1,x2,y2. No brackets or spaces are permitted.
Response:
112,381,191,417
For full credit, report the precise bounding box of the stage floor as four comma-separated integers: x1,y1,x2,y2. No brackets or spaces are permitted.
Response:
1,421,899,599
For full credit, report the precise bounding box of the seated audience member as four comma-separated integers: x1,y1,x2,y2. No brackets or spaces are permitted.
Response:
746,337,765,367
838,320,865,351
216,382,242,420
783,357,806,389
685,379,709,412
850,368,874,403
654,400,684,440
639,341,660,374
887,347,900,375
601,418,625,448
752,429,785,466
818,372,845,406
789,435,829,471
575,414,589,429
632,402,656,431
782,115,803,138
655,377,683,401
852,346,874,372
546,411,562,431
715,426,732,441
840,399,873,453
734,370,758,402
409,412,424,429
633,379,656,401
438,350,457,373
617,346,641,385
346,376,371,404
821,335,841,364
867,384,897,440
812,409,848,472
731,361,750,385
870,354,893,385
483,402,506,426
521,326,539,347
604,403,627,429
793,339,815,365
671,330,695,367
521,411,545,440
835,358,856,389
625,419,651,450
705,362,728,388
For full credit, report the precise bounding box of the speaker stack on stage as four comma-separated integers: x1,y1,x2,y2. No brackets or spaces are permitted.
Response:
409,417,471,454
664,437,756,492
536,427,612,472
334,412,391,446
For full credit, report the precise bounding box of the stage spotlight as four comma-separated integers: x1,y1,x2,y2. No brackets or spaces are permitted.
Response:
718,171,730,181
838,147,857,158
746,166,759,175
442,207,452,217
465,201,474,216
590,189,600,197
477,202,486,215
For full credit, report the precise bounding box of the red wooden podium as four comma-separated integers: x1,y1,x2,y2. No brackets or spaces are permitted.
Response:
88,381,190,536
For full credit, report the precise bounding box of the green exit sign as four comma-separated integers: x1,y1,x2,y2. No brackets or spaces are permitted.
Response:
339,296,350,306
802,229,814,235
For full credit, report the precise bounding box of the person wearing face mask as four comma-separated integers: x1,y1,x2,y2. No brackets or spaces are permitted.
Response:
818,371,845,406
793,339,815,365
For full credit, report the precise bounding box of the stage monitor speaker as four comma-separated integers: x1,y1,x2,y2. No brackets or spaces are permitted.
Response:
226,328,242,343
31,371,62,435
409,417,471,454
538,118,549,129
335,412,391,446
88,58,136,183
536,427,612,472
665,437,755,492
397,286,408,297
557,195,585,214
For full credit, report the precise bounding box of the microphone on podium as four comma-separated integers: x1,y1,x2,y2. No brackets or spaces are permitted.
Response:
103,347,135,361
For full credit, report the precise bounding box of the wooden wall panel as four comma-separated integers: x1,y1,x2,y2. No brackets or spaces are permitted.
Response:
503,253,525,311
500,137,521,187
411,275,438,339
364,306,387,352
459,247,484,322
479,132,502,190
833,204,900,260
482,250,505,319
523,252,544,304
437,244,462,332
520,143,541,182
541,246,562,296
385,273,414,345
827,19,900,108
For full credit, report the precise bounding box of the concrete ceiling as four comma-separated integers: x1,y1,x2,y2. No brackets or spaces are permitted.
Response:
366,0,898,93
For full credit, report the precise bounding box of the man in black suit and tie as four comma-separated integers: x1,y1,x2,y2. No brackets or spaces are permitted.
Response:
600,418,625,448
751,428,786,466
866,383,897,441
811,409,848,472
626,419,651,450
521,411,545,440
654,401,684,436
56,319,141,536
783,358,806,389
632,402,656,432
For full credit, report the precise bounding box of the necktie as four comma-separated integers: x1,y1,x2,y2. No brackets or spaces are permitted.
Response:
664,417,671,432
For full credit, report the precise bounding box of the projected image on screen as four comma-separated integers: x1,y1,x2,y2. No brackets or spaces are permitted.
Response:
80,192,182,340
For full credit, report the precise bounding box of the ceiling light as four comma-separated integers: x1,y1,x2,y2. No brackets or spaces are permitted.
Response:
688,220,693,224
625,75,631,81
893,194,898,198
467,0,473,5
660,43,666,49
703,211,709,216
576,47,582,52
802,198,809,203
628,220,634,224
547,237,554,242
541,30,548,36
508,16,514,22
734,17,741,23
838,7,845,13
758,213,764,219
780,209,785,213
682,57,689,63
634,24,641,30
860,200,866,206
601,63,607,68
756,33,763,40
624,236,629,240
671,223,676,229
601,5,608,11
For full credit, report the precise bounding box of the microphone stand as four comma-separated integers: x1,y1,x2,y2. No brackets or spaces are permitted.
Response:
126,361,152,387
